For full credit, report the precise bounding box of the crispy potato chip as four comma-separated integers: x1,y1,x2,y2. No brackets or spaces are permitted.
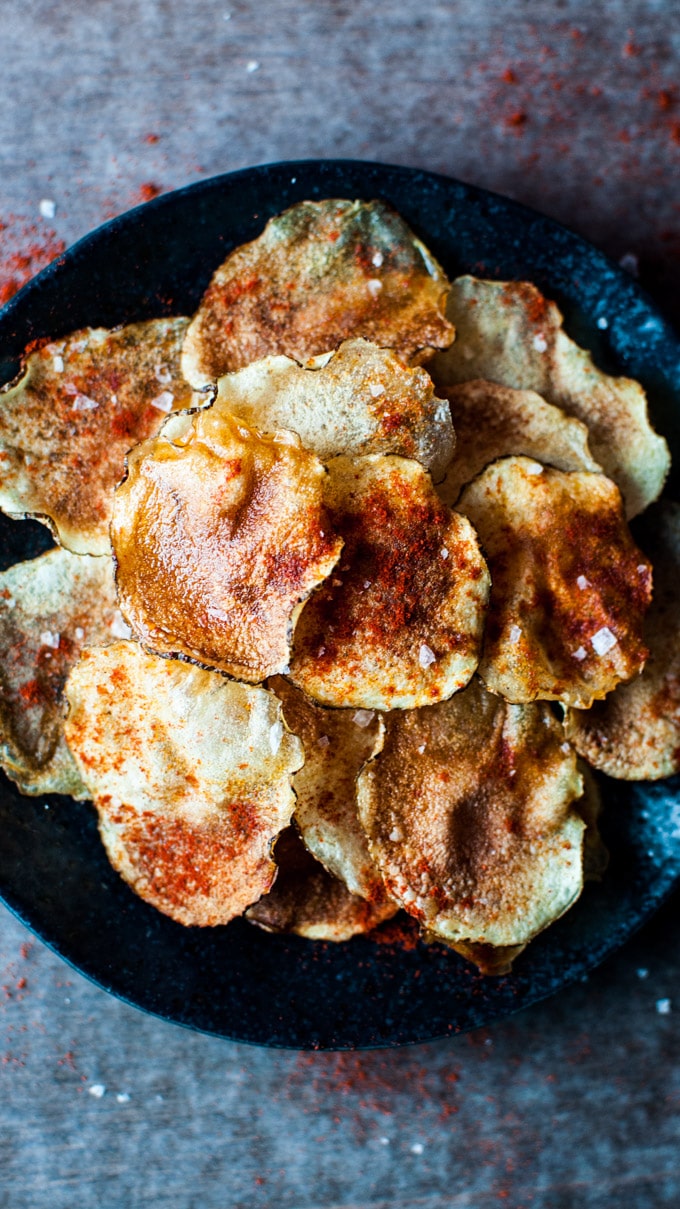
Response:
430,277,670,518
182,199,454,387
213,338,455,481
438,379,600,506
423,935,527,977
566,501,680,779
357,677,585,948
0,547,128,798
269,675,386,899
246,826,396,941
63,641,303,926
0,320,195,555
289,454,490,710
112,409,342,682
459,457,652,707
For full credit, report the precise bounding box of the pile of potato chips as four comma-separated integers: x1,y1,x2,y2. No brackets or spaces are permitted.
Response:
0,198,677,974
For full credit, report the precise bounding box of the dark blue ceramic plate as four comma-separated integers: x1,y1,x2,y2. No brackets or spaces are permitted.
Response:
1,160,679,1050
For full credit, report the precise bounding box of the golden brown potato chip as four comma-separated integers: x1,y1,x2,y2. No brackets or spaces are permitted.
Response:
213,338,455,481
112,409,342,682
437,379,600,506
430,277,669,518
269,675,386,899
246,827,396,941
0,547,128,798
566,501,680,779
423,935,527,977
0,320,195,554
63,641,303,926
459,457,652,708
289,455,490,710
182,199,454,387
357,677,585,948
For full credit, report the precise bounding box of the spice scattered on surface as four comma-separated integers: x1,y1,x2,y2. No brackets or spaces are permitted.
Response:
0,216,66,306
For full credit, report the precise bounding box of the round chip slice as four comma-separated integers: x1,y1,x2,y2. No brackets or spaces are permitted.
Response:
269,675,386,899
213,338,455,481
0,320,195,554
459,457,652,708
0,548,129,798
246,827,397,942
430,276,669,518
112,409,343,682
63,641,303,927
288,454,490,710
357,677,585,948
181,199,454,387
437,379,600,506
566,501,680,779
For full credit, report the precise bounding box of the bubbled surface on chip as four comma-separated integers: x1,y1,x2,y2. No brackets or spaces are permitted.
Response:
0,320,195,555
0,547,128,798
430,277,669,518
437,379,600,506
269,676,387,900
288,454,490,710
181,199,454,387
213,338,455,481
111,408,343,682
459,457,652,708
566,501,680,780
357,677,585,948
246,827,397,942
63,641,303,927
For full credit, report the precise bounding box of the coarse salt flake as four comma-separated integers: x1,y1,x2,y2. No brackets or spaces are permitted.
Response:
572,646,587,661
269,720,284,755
369,382,385,397
440,547,449,560
155,363,173,385
637,564,648,574
524,461,543,475
417,743,426,754
533,334,548,353
591,627,617,656
597,316,609,330
419,643,436,668
561,742,571,754
509,624,522,643
72,394,99,411
637,968,649,980
150,390,174,413
39,198,56,219
116,1093,131,1103
353,709,375,728
74,626,85,641
656,998,671,1015
88,1084,106,1098
317,735,330,749
52,355,64,373
411,1143,424,1155
363,580,371,589
367,278,383,298
40,630,60,649
372,251,384,267
246,60,259,72
576,575,589,590
110,614,132,639
390,826,404,842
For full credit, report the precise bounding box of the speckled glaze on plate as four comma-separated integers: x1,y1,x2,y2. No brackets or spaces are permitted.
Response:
1,160,679,1050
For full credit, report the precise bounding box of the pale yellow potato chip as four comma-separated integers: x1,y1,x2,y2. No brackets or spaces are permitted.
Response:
459,457,652,707
357,677,585,948
246,827,397,941
269,675,386,899
112,409,343,682
182,199,454,387
289,454,490,710
566,501,680,779
63,641,303,926
438,379,600,506
0,547,128,798
213,338,455,481
430,277,669,518
0,320,195,554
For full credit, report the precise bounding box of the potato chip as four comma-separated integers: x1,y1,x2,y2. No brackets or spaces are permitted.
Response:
566,501,680,779
63,641,303,926
437,379,600,506
181,199,454,387
423,936,527,977
0,320,195,555
213,338,455,481
356,677,585,948
0,547,128,798
288,454,490,710
112,409,343,682
430,277,669,517
246,827,396,941
459,457,652,707
269,675,386,899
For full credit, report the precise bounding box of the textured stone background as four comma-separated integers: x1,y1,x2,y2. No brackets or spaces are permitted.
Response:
1,2,679,1207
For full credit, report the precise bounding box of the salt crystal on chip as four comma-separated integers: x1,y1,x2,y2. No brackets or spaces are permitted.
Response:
353,709,375,728
591,626,617,656
419,643,436,668
532,334,548,353
576,575,589,590
150,390,174,413
367,279,383,298
572,646,587,661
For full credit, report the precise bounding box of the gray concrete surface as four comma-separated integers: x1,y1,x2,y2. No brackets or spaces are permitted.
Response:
1,2,679,1206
